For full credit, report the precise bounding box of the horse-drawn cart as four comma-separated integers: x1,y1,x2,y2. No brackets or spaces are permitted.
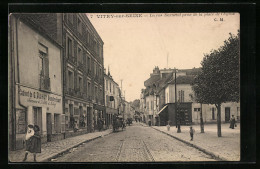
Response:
113,115,126,132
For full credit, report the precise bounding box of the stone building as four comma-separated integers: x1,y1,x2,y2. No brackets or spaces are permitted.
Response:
62,13,105,135
9,14,64,150
104,69,121,128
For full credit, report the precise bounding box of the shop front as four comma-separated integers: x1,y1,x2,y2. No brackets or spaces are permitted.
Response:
15,85,64,149
64,97,91,138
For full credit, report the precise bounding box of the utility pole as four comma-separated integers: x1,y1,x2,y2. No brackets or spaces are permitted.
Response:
175,68,181,133
200,103,204,133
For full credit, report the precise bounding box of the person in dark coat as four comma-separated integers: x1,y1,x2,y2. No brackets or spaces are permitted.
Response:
190,126,195,141
229,115,236,129
23,124,41,162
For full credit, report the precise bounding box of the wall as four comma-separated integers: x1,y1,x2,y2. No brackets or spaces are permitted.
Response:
16,20,62,95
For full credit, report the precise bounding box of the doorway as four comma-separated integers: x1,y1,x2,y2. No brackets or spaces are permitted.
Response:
46,113,52,142
225,107,230,122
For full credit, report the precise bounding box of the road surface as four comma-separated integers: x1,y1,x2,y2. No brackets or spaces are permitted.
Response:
54,123,215,162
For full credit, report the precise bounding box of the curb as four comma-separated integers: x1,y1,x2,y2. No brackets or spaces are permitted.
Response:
41,130,113,162
150,127,228,161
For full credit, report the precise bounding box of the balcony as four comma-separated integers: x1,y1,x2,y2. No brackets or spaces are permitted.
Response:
39,74,51,91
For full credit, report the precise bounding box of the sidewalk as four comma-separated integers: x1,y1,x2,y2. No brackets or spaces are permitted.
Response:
9,129,113,163
144,123,240,161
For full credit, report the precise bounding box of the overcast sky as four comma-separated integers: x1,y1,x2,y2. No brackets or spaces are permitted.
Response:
88,13,240,102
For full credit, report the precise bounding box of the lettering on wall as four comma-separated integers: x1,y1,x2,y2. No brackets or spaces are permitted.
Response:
19,88,61,108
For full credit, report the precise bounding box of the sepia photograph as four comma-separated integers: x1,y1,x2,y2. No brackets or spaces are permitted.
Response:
8,12,241,163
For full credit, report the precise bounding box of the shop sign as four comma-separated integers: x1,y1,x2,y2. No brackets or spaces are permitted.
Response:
17,86,62,112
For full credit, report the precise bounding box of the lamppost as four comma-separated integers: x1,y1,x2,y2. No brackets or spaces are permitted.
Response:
174,68,181,133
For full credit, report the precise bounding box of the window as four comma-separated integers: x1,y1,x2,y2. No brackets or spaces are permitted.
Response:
106,80,108,90
87,56,91,72
151,101,153,110
68,70,74,89
178,90,184,102
146,102,149,110
33,107,42,134
95,86,98,98
88,82,91,96
113,84,115,94
110,82,112,92
54,114,61,133
39,44,49,77
77,17,82,34
67,37,73,58
94,62,97,76
69,104,73,116
78,76,83,92
86,30,90,44
77,47,82,64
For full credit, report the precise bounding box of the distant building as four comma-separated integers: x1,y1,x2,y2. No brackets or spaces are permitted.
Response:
142,66,239,126
104,68,121,128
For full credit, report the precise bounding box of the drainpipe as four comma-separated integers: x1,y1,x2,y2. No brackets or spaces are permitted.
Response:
15,16,27,138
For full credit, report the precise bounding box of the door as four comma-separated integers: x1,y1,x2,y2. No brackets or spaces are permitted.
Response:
225,107,230,122
46,113,52,142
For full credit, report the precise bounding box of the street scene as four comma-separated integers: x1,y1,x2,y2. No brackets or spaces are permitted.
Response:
8,12,240,162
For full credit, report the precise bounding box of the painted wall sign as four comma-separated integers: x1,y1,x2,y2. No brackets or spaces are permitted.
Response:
17,85,62,113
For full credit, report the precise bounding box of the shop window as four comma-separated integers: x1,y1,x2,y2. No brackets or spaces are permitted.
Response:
54,114,61,133
33,107,42,134
16,109,26,134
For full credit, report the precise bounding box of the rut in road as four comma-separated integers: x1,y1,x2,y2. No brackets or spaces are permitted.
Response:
116,136,154,162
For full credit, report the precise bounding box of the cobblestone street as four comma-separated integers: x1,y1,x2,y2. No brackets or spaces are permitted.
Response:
54,123,215,162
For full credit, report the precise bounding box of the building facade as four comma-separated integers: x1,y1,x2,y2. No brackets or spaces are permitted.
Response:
163,74,240,126
9,14,64,150
62,13,105,135
104,69,121,128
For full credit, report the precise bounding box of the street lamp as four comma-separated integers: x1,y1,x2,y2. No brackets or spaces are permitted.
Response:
174,68,181,133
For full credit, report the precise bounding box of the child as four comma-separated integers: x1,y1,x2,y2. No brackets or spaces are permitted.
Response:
190,126,195,141
23,125,41,162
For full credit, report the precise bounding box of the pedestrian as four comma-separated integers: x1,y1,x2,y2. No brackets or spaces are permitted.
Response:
229,115,236,129
98,118,103,132
189,126,195,141
166,121,170,131
23,124,41,162
148,119,151,126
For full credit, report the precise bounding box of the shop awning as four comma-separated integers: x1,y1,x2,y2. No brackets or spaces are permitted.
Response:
158,105,168,115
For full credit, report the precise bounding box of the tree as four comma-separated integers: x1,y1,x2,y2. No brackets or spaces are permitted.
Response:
192,31,240,137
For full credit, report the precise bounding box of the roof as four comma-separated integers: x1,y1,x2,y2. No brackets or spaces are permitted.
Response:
144,75,160,87
168,75,195,85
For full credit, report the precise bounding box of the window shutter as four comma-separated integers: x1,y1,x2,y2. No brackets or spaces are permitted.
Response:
43,56,49,77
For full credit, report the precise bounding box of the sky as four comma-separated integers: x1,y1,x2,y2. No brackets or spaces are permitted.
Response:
88,13,240,102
